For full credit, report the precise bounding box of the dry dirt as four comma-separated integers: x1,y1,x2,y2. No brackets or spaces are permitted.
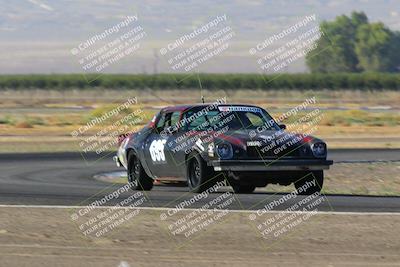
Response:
0,207,399,267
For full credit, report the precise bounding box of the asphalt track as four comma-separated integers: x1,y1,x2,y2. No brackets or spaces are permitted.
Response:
0,149,399,212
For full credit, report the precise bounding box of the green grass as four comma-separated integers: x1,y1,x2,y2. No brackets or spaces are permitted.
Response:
275,110,400,127
0,115,15,125
2,106,399,129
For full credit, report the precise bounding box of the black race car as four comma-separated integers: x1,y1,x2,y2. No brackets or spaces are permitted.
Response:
114,103,333,194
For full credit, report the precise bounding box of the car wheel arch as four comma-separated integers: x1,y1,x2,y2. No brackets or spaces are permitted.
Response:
185,149,208,167
127,148,154,178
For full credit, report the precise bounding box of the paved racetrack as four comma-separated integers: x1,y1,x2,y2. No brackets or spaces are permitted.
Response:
0,149,399,212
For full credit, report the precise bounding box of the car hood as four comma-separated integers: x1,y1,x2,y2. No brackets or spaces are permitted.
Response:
214,129,315,149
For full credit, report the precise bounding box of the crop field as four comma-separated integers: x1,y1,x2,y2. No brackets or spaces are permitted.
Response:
0,88,399,152
1,73,400,90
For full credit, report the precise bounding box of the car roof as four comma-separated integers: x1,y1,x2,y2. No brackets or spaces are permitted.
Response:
162,103,263,112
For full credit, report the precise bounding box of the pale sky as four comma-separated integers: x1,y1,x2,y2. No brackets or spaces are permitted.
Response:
0,0,399,74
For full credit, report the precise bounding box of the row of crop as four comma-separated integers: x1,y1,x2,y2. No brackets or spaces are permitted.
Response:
0,73,399,90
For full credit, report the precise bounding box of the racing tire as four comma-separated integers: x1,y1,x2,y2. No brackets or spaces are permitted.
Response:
232,184,256,194
127,152,154,191
294,171,323,195
187,153,215,193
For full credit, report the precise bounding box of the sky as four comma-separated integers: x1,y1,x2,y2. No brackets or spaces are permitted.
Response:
1,0,399,74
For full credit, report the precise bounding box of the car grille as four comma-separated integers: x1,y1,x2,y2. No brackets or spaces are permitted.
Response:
246,145,306,159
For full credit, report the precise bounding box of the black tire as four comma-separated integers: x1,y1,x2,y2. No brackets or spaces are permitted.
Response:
232,184,256,194
294,171,323,195
127,152,154,191
187,153,215,193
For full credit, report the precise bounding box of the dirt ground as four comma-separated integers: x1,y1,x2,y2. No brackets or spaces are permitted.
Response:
269,162,400,196
0,207,399,267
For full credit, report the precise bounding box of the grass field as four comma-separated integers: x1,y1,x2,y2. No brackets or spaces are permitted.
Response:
0,88,399,152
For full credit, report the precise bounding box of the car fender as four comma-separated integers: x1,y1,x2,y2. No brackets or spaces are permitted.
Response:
186,143,210,166
126,144,155,179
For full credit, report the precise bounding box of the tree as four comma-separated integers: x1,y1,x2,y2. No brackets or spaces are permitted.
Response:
355,23,400,72
351,12,368,28
306,11,400,73
307,20,358,72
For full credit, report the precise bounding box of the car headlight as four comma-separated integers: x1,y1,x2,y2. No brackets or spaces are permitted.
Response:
216,143,233,160
311,142,326,158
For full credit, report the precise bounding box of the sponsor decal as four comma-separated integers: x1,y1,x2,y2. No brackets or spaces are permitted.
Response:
247,140,262,147
218,106,262,113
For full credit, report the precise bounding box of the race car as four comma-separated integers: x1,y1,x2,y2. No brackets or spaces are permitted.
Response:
113,103,333,194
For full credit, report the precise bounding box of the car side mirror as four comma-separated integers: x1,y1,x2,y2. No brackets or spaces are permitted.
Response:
279,124,286,130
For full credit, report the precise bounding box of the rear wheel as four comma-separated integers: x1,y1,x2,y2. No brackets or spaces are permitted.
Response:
127,152,153,191
232,184,256,194
187,153,215,193
294,171,323,195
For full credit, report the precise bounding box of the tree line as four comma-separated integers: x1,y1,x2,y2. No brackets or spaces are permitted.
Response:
0,73,399,90
306,11,400,73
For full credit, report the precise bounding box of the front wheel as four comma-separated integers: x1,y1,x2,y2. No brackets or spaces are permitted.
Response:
294,171,323,195
187,153,215,193
127,152,154,191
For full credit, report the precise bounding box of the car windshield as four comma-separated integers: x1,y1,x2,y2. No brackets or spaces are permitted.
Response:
183,105,280,131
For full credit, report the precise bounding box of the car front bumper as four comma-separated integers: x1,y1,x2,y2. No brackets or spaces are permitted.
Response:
113,155,122,167
209,159,333,171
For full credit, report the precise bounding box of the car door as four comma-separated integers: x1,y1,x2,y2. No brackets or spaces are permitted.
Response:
143,110,185,179
162,111,187,178
142,111,169,178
